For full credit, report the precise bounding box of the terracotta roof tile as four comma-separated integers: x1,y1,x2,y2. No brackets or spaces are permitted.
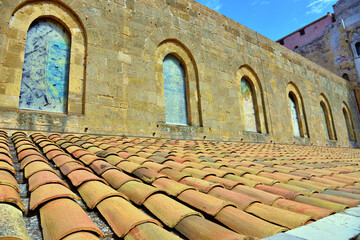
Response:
67,169,108,187
0,203,29,239
215,206,286,238
61,232,100,240
97,196,161,238
0,170,20,192
24,161,58,179
102,169,140,189
124,222,182,240
40,198,104,240
174,215,249,240
30,183,80,211
118,180,162,205
143,193,201,227
245,202,312,228
28,171,69,192
78,181,127,209
0,185,26,212
177,189,235,216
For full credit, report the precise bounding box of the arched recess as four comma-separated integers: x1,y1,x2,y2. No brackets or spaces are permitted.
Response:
319,94,337,140
4,1,86,114
286,82,309,138
155,39,202,126
236,65,268,133
342,102,356,142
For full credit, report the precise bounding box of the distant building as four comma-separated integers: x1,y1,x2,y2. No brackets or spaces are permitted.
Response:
277,0,360,109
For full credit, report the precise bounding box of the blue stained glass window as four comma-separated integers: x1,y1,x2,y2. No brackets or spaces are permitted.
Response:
19,19,71,113
163,55,188,125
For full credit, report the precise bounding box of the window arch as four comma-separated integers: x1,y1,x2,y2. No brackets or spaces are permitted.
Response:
163,54,188,125
286,82,309,138
155,40,202,126
241,77,258,132
237,65,268,134
356,42,360,56
19,19,70,113
319,94,336,140
3,1,86,114
342,102,356,142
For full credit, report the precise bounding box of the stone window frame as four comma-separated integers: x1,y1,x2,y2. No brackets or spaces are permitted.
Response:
342,102,356,142
286,82,309,138
236,65,268,134
155,39,202,127
319,94,337,141
2,1,86,115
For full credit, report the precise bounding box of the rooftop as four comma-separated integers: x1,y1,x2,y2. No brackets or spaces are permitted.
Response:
1,130,360,239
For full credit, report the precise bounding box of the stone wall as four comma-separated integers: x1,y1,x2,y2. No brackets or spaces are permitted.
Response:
0,0,359,147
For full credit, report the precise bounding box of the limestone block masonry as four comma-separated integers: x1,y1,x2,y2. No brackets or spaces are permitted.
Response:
0,0,359,147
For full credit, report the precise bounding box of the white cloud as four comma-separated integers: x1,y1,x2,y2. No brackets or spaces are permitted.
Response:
251,1,270,6
306,0,337,14
198,0,223,11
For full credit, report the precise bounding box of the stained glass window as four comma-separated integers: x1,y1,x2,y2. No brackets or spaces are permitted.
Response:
241,78,258,132
19,19,71,113
163,55,188,125
289,93,301,137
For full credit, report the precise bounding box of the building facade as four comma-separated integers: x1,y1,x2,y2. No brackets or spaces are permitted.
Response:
0,0,358,147
277,0,360,112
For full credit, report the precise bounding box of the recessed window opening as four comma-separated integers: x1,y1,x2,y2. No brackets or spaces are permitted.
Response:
300,29,305,35
320,101,331,140
241,77,258,132
289,92,301,137
163,54,188,125
19,18,71,113
279,39,284,45
356,42,360,56
342,73,350,81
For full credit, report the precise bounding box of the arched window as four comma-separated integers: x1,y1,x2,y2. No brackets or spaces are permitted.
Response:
342,73,350,81
343,103,356,141
19,19,71,113
319,94,336,141
320,102,331,140
289,92,301,137
356,42,360,56
241,77,258,132
163,55,188,125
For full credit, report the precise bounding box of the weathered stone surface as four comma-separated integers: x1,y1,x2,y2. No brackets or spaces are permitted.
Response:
0,0,358,147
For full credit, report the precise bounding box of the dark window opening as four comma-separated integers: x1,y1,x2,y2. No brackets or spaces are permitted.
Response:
279,39,284,45
342,73,350,81
294,46,299,50
300,29,305,35
356,42,360,56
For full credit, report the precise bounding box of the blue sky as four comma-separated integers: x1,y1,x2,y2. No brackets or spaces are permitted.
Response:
195,0,338,41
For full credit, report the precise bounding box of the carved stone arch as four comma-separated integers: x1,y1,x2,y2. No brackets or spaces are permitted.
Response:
143,27,202,68
154,39,202,126
342,101,356,142
3,0,86,114
286,82,309,138
236,65,268,133
319,93,337,140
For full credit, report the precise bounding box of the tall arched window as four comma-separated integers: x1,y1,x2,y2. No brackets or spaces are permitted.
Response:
356,42,360,56
241,77,258,132
289,92,301,137
163,55,188,125
342,103,356,142
320,102,331,140
19,19,71,113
